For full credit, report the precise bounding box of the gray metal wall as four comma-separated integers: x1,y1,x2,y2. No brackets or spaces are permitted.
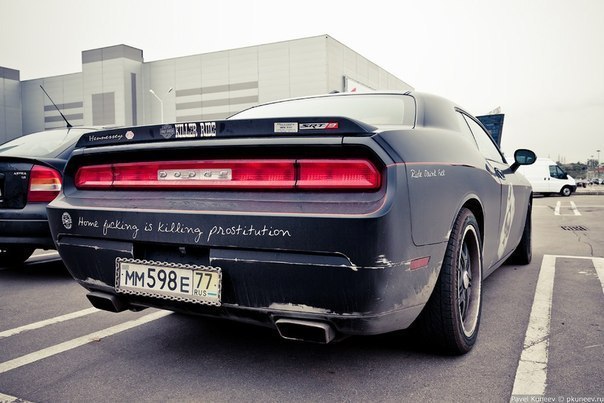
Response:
82,45,143,127
21,73,84,134
5,35,413,139
0,67,22,144
144,35,333,123
326,36,409,93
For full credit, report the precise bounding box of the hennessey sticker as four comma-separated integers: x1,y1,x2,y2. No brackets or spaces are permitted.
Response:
87,133,123,142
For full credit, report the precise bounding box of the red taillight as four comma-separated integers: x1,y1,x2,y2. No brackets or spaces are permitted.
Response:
28,165,62,202
112,160,296,189
75,159,381,191
74,165,113,188
297,160,381,189
76,160,296,189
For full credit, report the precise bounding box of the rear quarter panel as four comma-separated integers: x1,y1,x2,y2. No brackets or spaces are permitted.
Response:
376,126,519,273
377,127,491,241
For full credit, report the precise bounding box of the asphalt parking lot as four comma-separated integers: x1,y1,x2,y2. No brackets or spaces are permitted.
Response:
1,194,603,402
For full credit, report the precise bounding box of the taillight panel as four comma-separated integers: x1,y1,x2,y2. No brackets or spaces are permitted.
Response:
75,159,381,191
297,160,381,189
28,165,62,202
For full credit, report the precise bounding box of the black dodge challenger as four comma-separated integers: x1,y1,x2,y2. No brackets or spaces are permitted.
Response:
47,91,536,354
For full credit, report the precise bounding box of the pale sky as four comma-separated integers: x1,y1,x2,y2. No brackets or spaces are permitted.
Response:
1,0,603,164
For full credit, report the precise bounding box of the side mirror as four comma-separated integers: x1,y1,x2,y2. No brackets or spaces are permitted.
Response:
510,149,536,172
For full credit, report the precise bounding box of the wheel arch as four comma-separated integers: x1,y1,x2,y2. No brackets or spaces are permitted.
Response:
414,200,484,354
460,198,484,246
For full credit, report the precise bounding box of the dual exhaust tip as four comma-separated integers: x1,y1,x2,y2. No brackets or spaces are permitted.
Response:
87,291,337,344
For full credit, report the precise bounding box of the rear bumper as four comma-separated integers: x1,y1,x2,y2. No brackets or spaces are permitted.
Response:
47,167,446,337
0,203,55,248
54,234,441,336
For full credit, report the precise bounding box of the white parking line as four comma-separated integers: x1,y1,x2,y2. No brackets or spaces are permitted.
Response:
511,255,604,396
0,310,171,374
554,201,581,216
511,254,556,396
0,392,32,403
31,250,60,258
595,258,604,294
0,308,99,339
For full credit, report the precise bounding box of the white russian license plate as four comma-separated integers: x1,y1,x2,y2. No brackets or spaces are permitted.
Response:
115,258,221,306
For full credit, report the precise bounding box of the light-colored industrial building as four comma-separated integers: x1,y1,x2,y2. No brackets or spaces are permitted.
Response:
0,35,412,144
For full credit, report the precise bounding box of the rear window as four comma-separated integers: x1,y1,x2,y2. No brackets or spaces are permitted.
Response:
230,94,415,127
0,128,91,158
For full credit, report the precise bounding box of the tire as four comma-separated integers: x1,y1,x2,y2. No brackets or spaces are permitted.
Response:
560,186,572,197
416,208,483,354
0,247,35,267
506,200,532,265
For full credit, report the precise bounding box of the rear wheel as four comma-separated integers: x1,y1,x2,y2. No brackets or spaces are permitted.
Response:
0,247,35,267
416,208,483,354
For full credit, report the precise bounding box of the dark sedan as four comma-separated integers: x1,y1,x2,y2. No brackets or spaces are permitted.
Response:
0,127,96,266
47,92,535,354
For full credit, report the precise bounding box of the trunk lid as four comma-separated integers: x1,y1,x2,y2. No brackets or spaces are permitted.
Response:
0,159,33,209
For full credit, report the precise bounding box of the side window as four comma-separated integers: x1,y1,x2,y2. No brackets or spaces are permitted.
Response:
462,114,505,163
455,112,480,148
549,165,566,179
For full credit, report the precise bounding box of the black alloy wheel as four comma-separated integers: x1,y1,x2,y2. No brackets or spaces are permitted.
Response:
416,207,483,354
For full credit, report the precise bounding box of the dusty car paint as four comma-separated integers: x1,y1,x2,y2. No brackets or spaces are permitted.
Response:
47,92,534,351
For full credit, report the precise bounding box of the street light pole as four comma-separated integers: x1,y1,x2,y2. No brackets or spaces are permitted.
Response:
149,89,164,123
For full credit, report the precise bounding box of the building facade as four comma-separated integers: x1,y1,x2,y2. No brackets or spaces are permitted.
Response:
0,35,412,144
0,67,22,142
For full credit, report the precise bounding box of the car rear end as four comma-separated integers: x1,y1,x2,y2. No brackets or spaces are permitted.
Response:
0,128,96,265
47,94,443,341
0,158,63,244
0,158,64,264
